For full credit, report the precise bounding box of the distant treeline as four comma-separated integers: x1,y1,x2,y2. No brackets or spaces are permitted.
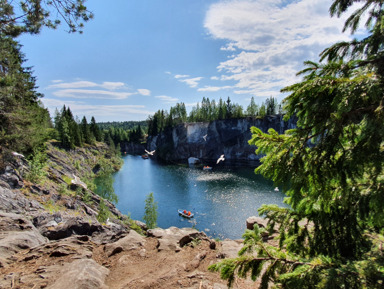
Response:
53,106,145,151
147,96,282,136
97,121,147,131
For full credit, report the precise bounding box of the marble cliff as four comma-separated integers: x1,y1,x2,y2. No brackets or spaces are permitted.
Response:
146,115,296,165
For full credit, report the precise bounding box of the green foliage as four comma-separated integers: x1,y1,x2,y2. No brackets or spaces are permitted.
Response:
188,238,202,248
62,175,72,185
26,149,47,183
94,173,118,204
44,199,61,214
54,106,107,150
97,200,110,223
93,157,120,204
0,0,93,36
122,213,144,235
212,0,384,287
81,190,93,205
0,35,52,154
57,183,72,196
143,192,158,229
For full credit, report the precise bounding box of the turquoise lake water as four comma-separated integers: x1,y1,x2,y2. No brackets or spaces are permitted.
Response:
113,155,288,240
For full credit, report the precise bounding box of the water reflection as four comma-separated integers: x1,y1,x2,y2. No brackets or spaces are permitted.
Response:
113,155,288,239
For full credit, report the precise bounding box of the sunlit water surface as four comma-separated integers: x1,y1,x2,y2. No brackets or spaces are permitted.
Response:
113,155,288,239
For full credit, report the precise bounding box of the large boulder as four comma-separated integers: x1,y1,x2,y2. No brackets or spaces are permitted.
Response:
217,239,243,259
40,217,103,240
47,259,109,289
104,229,146,257
147,227,208,252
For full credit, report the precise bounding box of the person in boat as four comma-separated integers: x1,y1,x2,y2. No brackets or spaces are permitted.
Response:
188,211,191,216
184,210,187,214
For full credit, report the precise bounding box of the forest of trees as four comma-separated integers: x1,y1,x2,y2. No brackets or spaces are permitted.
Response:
147,96,281,136
53,106,102,149
97,121,147,131
53,106,146,151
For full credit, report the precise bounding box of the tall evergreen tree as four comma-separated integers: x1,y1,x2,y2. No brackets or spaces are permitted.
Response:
0,35,51,154
80,116,91,144
210,1,384,288
246,96,259,117
90,116,101,141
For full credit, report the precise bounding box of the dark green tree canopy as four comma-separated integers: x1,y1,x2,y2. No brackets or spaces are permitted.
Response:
0,0,93,36
0,35,52,154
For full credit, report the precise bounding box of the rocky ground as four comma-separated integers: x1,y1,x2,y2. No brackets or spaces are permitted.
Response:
0,143,263,288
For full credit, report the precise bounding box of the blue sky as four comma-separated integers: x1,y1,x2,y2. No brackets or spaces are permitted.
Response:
18,0,362,122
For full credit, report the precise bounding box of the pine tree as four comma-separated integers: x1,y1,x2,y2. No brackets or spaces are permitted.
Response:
246,97,259,117
0,35,51,154
90,116,101,141
210,1,384,288
80,116,91,144
143,192,158,229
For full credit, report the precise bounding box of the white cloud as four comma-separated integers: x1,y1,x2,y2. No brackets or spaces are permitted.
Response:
178,77,203,88
204,0,354,96
48,80,126,90
100,82,125,90
42,98,153,121
198,85,233,92
155,95,179,103
47,80,136,100
174,74,190,79
220,43,236,51
48,81,99,89
137,89,151,96
53,89,134,99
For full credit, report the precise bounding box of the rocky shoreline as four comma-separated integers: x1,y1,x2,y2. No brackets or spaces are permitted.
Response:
0,142,270,288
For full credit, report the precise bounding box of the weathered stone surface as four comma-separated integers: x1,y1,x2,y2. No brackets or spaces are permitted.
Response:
0,186,43,213
147,227,208,252
104,229,146,257
120,142,145,155
47,259,109,289
33,212,62,228
41,217,103,240
0,211,47,261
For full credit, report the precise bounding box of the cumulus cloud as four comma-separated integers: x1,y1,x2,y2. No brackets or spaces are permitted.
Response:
204,0,354,96
155,95,179,103
178,77,203,88
137,89,151,96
